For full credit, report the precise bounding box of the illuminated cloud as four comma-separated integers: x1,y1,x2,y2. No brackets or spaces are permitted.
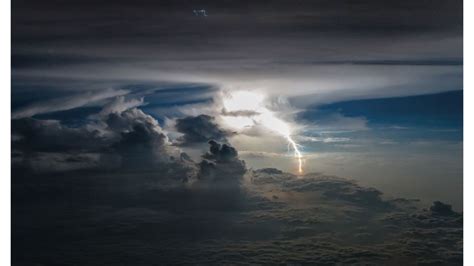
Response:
219,90,304,173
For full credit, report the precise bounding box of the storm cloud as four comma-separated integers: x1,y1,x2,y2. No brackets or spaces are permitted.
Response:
12,98,179,172
12,165,462,265
197,140,246,185
175,115,230,146
11,0,463,264
11,98,463,265
12,0,462,106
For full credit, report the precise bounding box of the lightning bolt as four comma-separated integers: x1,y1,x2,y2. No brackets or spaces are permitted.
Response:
286,135,303,174
221,90,304,175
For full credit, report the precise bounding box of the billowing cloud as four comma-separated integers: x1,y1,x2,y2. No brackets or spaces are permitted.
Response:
197,140,246,186
12,100,179,172
11,118,108,153
11,100,241,179
175,115,231,146
112,116,169,169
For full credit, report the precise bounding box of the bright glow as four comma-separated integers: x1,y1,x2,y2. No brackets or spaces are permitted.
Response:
223,91,265,112
221,116,254,130
221,90,304,174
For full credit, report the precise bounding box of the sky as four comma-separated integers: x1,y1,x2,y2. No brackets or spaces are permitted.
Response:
12,0,463,264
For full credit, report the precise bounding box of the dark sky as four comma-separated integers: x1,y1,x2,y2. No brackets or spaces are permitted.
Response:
12,0,462,105
13,0,462,47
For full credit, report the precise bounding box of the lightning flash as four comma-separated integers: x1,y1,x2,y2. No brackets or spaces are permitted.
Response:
221,91,304,174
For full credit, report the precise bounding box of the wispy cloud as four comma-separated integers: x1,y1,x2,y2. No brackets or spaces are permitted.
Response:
12,88,129,119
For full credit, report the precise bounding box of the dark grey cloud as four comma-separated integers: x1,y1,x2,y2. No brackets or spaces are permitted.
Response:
284,58,464,66
12,165,462,265
104,108,193,175
430,201,457,216
197,140,246,185
175,115,230,146
11,102,241,180
11,0,462,106
113,121,168,169
104,108,162,136
251,169,391,210
12,104,180,172
11,118,108,153
13,0,461,45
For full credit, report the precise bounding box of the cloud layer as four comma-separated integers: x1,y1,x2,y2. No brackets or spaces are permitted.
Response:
12,94,462,265
13,167,462,265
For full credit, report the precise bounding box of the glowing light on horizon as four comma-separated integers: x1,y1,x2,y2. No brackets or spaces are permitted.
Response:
221,90,304,174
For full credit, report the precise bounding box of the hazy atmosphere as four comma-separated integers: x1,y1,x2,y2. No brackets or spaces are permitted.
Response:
12,0,463,264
